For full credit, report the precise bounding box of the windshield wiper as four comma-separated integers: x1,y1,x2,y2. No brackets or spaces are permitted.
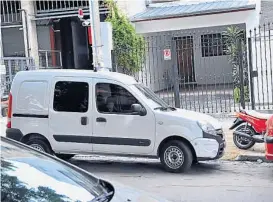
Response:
154,106,176,111
154,106,167,110
89,191,114,202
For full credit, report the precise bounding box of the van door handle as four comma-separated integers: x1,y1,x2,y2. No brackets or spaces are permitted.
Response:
81,117,88,125
96,117,106,122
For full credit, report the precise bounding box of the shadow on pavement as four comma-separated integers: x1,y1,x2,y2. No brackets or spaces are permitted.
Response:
70,158,222,176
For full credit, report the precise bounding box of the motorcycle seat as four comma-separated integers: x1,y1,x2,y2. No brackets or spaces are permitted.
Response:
245,110,272,120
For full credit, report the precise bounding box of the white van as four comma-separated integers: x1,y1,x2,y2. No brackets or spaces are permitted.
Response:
6,70,225,173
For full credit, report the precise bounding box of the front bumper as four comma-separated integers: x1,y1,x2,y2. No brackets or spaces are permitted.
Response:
194,130,226,161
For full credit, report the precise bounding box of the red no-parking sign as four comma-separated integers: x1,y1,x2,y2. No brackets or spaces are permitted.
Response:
163,49,171,60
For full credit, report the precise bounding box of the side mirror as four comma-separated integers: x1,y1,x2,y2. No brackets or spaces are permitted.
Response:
131,104,146,116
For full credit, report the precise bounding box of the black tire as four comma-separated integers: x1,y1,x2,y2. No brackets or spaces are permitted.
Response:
55,154,75,160
233,124,256,150
160,140,193,173
26,138,53,154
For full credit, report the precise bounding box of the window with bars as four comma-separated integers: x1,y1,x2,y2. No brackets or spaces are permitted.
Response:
201,33,228,57
35,0,106,13
0,0,21,24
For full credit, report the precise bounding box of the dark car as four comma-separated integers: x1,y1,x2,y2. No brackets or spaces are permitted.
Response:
1,136,170,202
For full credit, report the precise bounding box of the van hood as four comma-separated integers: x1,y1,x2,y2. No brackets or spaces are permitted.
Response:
170,108,222,130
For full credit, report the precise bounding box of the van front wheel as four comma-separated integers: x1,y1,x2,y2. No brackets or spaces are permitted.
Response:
160,140,193,173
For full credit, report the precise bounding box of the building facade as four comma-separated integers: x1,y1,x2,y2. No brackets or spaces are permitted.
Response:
0,0,147,70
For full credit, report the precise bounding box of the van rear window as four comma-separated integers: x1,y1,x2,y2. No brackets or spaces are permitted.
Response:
53,81,89,113
17,81,48,112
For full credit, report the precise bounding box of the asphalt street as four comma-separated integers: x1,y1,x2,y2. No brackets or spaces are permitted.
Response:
71,156,273,202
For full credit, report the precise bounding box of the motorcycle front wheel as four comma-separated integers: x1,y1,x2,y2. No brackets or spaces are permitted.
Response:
233,124,256,150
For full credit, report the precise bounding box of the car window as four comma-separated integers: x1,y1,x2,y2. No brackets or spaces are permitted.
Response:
53,81,89,113
134,84,169,108
1,138,110,202
96,83,139,114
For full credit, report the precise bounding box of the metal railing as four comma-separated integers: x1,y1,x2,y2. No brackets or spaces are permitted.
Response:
0,0,22,25
0,57,35,95
112,24,273,114
35,0,109,15
38,50,62,69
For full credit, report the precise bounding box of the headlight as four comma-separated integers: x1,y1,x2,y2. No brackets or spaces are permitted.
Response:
197,120,217,135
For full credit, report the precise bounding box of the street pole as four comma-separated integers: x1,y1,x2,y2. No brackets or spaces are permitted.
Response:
88,0,105,71
0,15,3,63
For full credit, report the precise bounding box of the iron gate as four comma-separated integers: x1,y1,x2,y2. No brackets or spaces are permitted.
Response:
112,24,273,114
248,23,273,111
0,57,35,95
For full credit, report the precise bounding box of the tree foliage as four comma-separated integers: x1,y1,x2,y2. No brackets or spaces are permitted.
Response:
223,26,249,103
105,0,145,74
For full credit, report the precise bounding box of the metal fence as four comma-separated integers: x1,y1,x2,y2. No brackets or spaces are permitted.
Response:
112,24,273,114
39,50,62,69
0,57,35,95
248,23,273,111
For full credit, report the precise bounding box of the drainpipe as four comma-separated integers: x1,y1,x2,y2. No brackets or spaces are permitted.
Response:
19,9,30,58
89,0,106,71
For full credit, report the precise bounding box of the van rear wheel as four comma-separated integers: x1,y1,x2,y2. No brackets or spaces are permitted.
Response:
26,138,52,154
160,140,193,173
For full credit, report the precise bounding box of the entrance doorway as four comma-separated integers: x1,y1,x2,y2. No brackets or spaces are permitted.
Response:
54,17,92,69
174,36,195,83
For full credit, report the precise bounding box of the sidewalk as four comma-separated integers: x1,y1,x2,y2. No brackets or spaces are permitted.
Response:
220,117,265,161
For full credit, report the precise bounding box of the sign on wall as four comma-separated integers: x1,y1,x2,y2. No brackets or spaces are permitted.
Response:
163,49,171,60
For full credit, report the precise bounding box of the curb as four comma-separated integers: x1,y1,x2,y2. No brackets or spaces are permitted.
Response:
234,154,273,163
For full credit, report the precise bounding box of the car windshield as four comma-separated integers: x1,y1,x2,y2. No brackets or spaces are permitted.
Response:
1,137,112,202
134,84,172,110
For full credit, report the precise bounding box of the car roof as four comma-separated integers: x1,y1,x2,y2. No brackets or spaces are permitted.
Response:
15,69,137,85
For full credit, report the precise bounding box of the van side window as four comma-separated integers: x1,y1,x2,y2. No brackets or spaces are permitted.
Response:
53,81,89,113
96,83,139,114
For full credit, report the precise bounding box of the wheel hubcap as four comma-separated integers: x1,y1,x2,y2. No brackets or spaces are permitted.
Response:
164,146,184,169
30,144,45,152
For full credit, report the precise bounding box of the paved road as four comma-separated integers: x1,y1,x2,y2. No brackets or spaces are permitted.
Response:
71,157,273,202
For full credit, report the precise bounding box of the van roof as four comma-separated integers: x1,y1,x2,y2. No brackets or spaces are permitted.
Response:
15,69,138,85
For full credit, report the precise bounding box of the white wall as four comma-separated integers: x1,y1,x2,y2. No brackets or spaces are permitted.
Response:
21,0,39,66
101,22,113,70
134,9,257,34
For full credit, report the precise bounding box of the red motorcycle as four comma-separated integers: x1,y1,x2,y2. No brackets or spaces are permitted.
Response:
229,110,272,150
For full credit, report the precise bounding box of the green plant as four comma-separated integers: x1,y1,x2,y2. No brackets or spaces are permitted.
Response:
233,86,250,103
223,26,250,103
105,0,145,74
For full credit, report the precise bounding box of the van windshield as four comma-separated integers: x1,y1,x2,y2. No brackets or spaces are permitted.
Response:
134,84,172,110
